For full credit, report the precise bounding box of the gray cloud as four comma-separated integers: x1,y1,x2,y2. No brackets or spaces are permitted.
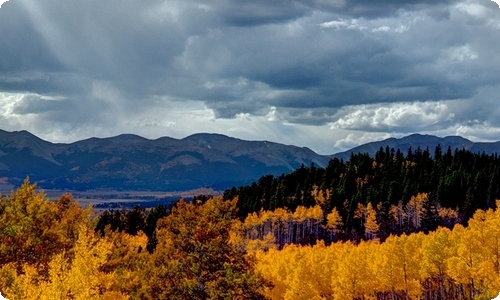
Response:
0,0,499,153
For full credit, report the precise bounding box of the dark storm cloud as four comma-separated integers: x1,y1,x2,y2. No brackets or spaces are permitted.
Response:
0,0,500,148
314,0,461,18
215,0,461,23
216,0,311,26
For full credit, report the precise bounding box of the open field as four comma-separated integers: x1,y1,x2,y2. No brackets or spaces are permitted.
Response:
0,183,220,209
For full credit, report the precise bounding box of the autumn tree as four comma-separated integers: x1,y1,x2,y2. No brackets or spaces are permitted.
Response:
376,233,423,299
406,193,427,229
0,179,91,275
141,197,269,299
364,203,379,239
420,227,453,299
100,229,149,297
4,226,128,300
389,200,406,232
325,207,343,241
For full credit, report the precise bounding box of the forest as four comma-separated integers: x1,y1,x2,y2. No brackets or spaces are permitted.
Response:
224,145,500,242
1,146,500,299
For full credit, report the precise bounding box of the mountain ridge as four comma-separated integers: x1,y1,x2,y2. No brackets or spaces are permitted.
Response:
1,130,500,191
0,130,330,191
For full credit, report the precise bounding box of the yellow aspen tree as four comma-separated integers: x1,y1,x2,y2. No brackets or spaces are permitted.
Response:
364,203,379,240
274,207,291,245
39,253,70,300
259,209,274,239
306,241,335,299
243,211,261,240
437,205,459,226
245,232,277,252
446,224,483,299
101,229,149,296
389,200,406,229
376,235,406,297
0,179,91,276
324,241,350,300
283,246,315,300
421,227,453,299
306,205,324,241
377,233,424,299
293,206,308,241
326,207,343,240
356,240,380,298
229,218,246,252
255,245,297,300
354,202,367,225
64,226,115,299
474,205,500,274
255,242,341,299
331,242,359,300
0,263,17,297
4,264,42,300
5,226,125,300
405,193,427,229
481,204,500,295
333,240,378,299
464,205,500,297
280,242,336,300
311,187,331,212
399,232,425,299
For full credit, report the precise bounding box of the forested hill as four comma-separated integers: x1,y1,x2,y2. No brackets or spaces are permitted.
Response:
332,133,500,160
224,145,500,241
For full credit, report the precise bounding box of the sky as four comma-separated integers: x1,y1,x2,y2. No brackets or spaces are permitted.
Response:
1,0,500,155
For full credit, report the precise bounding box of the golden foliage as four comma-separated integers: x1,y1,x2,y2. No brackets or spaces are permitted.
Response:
0,179,91,273
4,226,128,300
255,199,500,299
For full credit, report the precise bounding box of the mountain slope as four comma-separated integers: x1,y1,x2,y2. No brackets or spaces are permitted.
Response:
0,130,330,190
1,130,500,191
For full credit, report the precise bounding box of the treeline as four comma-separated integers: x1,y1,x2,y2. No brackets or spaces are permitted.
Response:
237,192,460,247
224,146,500,241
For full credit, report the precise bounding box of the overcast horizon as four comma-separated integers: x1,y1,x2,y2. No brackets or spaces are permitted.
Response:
1,0,500,155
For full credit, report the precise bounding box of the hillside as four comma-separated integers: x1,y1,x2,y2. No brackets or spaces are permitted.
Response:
0,130,330,191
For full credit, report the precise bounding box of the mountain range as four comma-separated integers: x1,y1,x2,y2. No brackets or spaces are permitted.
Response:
0,130,499,191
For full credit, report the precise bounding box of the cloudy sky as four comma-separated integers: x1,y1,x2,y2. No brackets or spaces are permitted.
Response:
1,0,500,154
